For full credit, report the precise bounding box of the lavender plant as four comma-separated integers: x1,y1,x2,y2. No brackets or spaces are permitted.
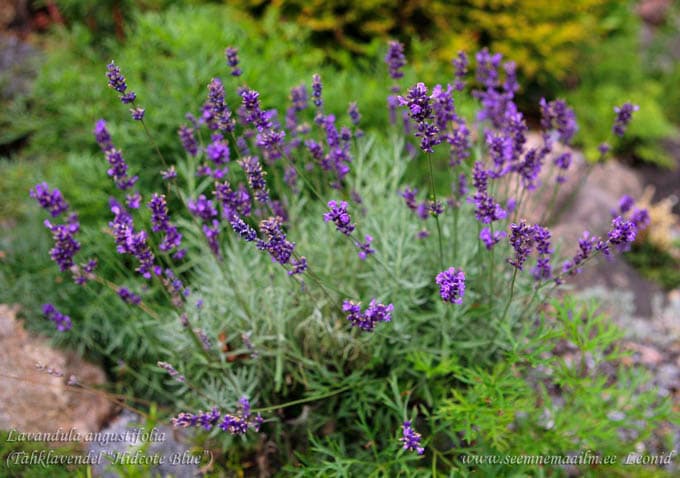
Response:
28,41,672,475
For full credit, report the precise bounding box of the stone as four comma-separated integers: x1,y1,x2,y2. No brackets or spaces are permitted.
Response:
0,304,113,434
87,410,199,478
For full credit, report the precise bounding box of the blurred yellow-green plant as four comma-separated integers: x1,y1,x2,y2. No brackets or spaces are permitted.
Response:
231,0,625,86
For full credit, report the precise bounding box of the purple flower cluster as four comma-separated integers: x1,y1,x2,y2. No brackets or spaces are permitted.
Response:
106,61,144,120
215,181,251,219
239,156,269,203
452,51,468,91
225,46,242,77
42,303,72,332
612,103,639,137
172,397,262,436
507,221,536,271
480,227,506,250
312,74,323,108
188,195,218,222
109,198,155,279
540,98,577,145
73,258,97,285
356,235,375,260
470,162,506,224
472,49,518,129
288,256,308,275
43,215,81,272
178,125,198,157
342,299,394,332
400,420,425,455
561,231,610,276
257,216,295,265
435,267,466,305
323,200,355,236
148,193,183,255
94,120,138,190
398,82,441,153
30,183,69,217
385,41,406,81
607,216,637,252
206,78,234,133
117,287,142,305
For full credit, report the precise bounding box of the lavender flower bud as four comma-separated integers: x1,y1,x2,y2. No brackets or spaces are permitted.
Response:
400,420,425,455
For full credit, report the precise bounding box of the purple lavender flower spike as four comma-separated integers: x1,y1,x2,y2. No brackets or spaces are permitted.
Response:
30,182,69,217
612,103,639,137
323,200,355,236
157,361,185,383
225,46,242,76
435,267,466,305
42,303,72,332
126,192,141,209
258,216,295,265
229,215,257,242
106,61,127,94
607,216,637,252
161,166,177,180
104,148,138,190
385,41,406,81
342,299,393,332
130,107,145,121
401,421,425,455
356,235,375,260
452,51,468,91
617,195,635,215
630,208,650,230
348,102,361,125
148,193,183,253
117,287,142,305
312,74,323,108
94,119,113,152
44,215,81,271
507,221,535,271
239,156,269,203
178,125,198,157
480,227,506,250
540,98,577,145
288,256,308,276
207,78,234,133
188,195,218,222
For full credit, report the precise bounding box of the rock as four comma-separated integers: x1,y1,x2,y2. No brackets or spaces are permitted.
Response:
625,342,664,366
88,410,200,478
551,159,643,246
0,304,113,434
657,364,680,391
